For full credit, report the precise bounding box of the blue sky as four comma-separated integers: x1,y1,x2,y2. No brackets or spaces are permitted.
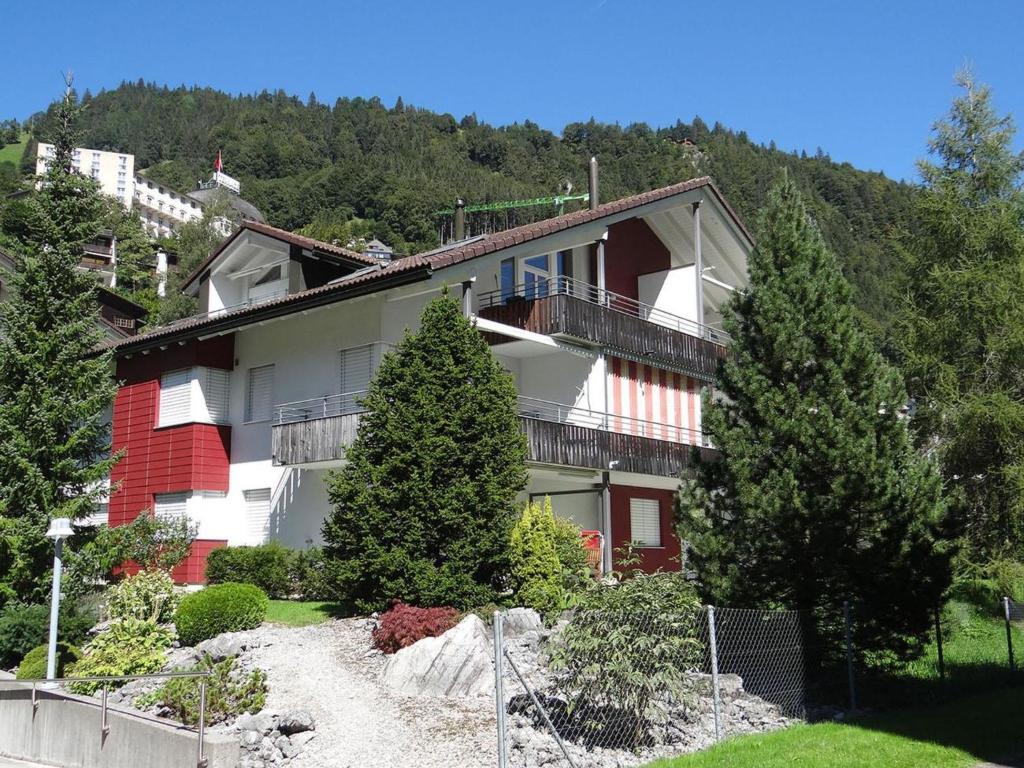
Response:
3,0,1021,181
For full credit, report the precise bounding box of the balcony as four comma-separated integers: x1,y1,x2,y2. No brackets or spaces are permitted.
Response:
271,392,715,477
477,277,729,380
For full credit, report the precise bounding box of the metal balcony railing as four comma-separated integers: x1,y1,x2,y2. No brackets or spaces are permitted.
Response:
517,395,710,447
273,389,707,447
477,275,730,344
274,390,368,424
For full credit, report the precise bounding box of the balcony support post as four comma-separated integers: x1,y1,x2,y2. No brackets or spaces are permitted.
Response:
595,230,608,305
600,471,613,575
461,278,475,318
692,201,705,329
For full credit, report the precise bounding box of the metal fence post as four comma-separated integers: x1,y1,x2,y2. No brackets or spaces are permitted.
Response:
1004,597,1016,675
843,601,857,712
197,678,208,768
707,605,722,742
934,603,946,697
494,611,507,768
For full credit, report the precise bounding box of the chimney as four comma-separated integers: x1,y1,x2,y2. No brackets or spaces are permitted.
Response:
588,157,599,211
454,198,466,241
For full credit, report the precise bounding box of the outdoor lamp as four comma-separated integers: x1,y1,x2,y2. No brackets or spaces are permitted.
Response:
44,517,74,681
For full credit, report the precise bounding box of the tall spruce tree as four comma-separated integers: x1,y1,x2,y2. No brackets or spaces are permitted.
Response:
897,71,1024,562
0,85,118,605
680,174,950,662
322,293,528,612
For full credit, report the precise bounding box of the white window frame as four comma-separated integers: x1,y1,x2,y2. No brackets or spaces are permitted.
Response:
154,491,189,523
158,366,230,428
629,497,662,548
244,488,272,544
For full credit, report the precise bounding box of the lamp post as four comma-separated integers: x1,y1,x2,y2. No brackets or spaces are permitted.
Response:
44,517,74,681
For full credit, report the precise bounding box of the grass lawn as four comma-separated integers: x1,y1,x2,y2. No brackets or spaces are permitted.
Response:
265,600,344,627
0,133,28,166
645,687,1024,768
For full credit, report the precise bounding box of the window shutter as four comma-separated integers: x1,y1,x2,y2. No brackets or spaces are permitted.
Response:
201,367,231,424
159,369,192,427
629,498,662,547
339,346,373,413
154,492,189,523
244,488,272,543
246,365,275,422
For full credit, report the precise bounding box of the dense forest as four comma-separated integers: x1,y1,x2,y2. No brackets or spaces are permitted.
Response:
21,81,917,330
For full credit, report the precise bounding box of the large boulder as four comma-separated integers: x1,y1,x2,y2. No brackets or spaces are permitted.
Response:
196,630,261,662
380,614,493,697
502,607,543,637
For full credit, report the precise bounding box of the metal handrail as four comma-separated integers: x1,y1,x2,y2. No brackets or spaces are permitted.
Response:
2,670,212,768
517,395,710,447
478,275,731,344
274,389,368,424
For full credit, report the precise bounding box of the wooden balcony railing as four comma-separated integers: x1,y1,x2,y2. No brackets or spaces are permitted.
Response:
477,277,729,380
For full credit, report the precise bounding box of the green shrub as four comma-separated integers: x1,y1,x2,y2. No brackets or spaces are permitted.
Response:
548,573,704,748
107,570,179,623
69,619,174,694
16,642,81,679
291,547,330,601
0,602,94,668
989,559,1024,603
552,516,592,593
137,655,267,726
205,543,294,599
948,577,1002,613
174,583,268,646
510,498,565,617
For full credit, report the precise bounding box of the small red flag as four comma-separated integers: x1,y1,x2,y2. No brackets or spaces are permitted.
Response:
214,150,223,173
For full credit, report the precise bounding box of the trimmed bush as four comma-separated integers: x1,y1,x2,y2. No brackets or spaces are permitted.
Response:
69,619,174,694
291,547,330,601
553,516,592,588
205,543,294,598
509,498,564,616
137,655,266,726
372,601,458,654
0,602,93,668
16,642,81,679
174,583,268,646
107,569,179,623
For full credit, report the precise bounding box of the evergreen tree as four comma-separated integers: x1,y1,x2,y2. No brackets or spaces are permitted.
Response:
0,85,118,605
680,174,950,662
322,293,528,612
897,70,1024,562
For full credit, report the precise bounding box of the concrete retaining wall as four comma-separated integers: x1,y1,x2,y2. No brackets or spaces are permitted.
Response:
0,676,237,768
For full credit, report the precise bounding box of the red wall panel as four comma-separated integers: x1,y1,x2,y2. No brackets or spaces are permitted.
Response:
591,218,671,300
609,484,682,574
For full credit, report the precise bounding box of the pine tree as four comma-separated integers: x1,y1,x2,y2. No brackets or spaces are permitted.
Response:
322,293,528,612
897,70,1024,562
0,84,118,605
680,174,950,663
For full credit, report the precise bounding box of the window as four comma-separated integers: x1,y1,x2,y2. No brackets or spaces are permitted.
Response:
158,369,192,427
246,365,275,422
158,367,229,427
154,492,189,523
499,258,515,301
244,488,272,543
629,497,662,547
339,345,375,413
523,254,550,299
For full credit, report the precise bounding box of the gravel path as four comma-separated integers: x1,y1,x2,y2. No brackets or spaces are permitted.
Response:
247,620,497,768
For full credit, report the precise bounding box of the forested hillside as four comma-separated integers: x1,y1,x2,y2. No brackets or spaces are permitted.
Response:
28,81,916,330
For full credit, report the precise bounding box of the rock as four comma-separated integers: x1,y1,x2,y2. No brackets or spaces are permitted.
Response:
257,736,276,760
196,631,261,662
234,710,276,735
503,607,543,636
380,614,493,697
238,759,264,768
240,730,263,750
277,710,315,735
276,735,299,759
289,731,317,748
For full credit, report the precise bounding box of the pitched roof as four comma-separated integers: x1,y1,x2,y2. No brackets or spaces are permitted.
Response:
101,253,430,353
419,176,752,269
181,220,381,292
109,175,750,355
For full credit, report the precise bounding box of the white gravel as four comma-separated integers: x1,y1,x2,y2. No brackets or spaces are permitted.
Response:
246,619,498,768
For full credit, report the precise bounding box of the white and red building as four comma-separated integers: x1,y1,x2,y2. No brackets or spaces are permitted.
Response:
103,177,752,582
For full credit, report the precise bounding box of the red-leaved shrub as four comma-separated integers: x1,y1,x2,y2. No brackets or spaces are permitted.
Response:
372,601,459,654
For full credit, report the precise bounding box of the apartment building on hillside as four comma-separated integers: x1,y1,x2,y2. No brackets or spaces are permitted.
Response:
102,176,752,583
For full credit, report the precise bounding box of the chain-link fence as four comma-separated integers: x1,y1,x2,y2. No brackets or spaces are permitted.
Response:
494,597,1024,768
